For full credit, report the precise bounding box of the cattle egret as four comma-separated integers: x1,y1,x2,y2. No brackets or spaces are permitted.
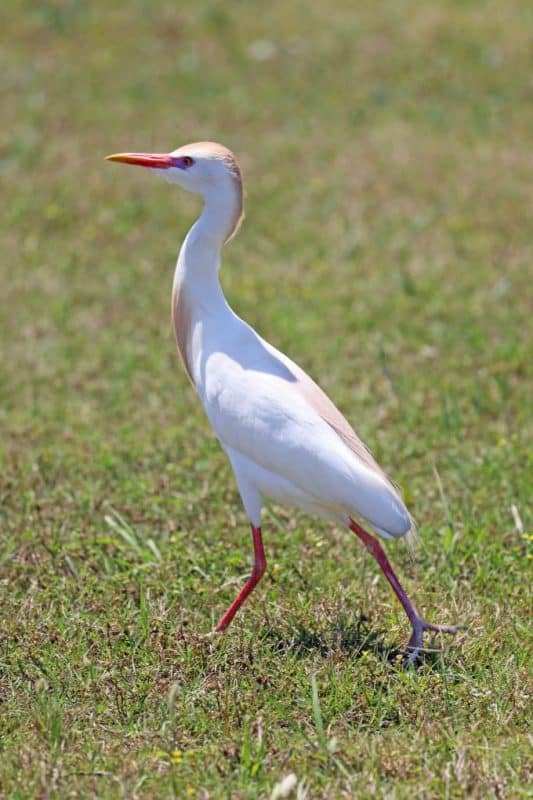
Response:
106,142,458,663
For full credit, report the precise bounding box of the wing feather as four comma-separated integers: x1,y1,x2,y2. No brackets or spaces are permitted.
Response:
266,344,388,481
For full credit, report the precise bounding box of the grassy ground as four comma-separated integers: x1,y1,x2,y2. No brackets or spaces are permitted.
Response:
1,1,532,797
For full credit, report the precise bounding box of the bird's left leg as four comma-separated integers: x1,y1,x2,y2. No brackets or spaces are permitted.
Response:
213,525,266,633
349,518,457,663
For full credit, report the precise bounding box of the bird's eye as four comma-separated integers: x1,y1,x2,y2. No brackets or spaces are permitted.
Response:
182,156,194,168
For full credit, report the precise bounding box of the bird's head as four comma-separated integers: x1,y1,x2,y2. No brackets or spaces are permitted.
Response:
106,141,244,242
106,141,242,198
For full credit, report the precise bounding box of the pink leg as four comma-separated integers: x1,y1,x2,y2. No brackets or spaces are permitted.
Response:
214,525,266,632
349,518,458,663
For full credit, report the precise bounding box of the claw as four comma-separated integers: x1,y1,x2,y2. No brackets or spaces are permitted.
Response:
402,618,459,665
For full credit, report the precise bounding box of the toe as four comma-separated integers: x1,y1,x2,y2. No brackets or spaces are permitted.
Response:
423,621,459,635
202,629,223,640
402,625,423,664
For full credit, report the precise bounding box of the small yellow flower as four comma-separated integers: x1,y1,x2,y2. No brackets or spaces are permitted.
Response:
171,749,183,765
45,203,61,221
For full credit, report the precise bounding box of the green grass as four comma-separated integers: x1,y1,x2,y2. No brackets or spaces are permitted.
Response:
1,0,532,797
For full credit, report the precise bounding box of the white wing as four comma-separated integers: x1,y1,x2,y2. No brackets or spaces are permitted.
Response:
197,319,411,537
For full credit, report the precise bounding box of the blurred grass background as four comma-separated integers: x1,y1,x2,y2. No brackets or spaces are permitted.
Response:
1,1,531,797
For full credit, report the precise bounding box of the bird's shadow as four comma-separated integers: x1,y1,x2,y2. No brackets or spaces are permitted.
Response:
264,614,393,660
262,615,447,669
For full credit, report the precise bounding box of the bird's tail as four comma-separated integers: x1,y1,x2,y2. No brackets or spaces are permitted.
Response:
371,508,419,555
404,514,420,556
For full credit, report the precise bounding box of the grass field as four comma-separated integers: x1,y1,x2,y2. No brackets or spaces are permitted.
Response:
1,1,532,797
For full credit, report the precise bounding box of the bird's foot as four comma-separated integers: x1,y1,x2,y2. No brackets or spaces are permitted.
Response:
402,617,459,665
200,628,224,641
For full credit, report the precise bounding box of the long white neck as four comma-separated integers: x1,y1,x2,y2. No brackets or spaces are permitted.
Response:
172,182,243,382
175,181,242,288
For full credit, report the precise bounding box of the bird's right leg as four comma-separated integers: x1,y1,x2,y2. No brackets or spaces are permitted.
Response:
349,518,458,663
213,525,266,632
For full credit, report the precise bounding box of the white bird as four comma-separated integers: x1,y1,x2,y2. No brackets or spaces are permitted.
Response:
106,142,458,662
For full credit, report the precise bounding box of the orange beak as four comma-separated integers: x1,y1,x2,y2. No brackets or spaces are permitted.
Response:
105,152,175,169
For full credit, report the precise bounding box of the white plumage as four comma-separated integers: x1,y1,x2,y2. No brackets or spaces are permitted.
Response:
106,142,458,662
